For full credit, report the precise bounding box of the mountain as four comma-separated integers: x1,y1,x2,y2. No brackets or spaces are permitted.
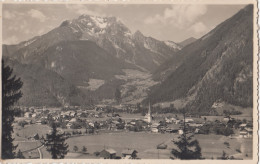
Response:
147,5,253,115
4,15,179,71
178,37,197,47
3,14,180,107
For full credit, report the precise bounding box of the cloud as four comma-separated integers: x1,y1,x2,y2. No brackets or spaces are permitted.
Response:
7,19,28,32
24,29,31,34
65,4,106,17
8,26,19,31
3,10,24,20
188,22,208,34
3,11,15,19
144,14,161,24
4,36,18,45
144,5,207,28
28,9,46,22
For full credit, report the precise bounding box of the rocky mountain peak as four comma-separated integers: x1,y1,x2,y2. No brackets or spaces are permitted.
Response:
133,30,145,42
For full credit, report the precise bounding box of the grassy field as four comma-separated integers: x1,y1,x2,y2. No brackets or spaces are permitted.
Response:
13,124,51,141
194,134,252,159
62,132,252,159
64,132,176,159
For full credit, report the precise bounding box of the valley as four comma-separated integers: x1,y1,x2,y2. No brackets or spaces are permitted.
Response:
2,3,255,161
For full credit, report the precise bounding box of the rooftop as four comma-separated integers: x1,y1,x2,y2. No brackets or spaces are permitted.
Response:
102,148,116,154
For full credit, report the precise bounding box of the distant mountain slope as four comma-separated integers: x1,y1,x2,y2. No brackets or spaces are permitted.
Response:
4,57,88,107
30,40,136,84
148,5,253,114
178,37,197,47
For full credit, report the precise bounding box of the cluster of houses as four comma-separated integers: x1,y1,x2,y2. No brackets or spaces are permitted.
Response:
16,105,253,139
239,123,253,138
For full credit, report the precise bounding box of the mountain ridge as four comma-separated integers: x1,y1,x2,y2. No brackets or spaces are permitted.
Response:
4,14,180,71
147,5,253,114
178,37,197,47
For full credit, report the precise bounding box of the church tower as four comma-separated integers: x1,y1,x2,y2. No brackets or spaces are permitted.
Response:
147,102,152,123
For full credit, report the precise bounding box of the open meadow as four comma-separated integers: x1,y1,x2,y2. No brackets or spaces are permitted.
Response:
194,134,252,159
61,132,252,159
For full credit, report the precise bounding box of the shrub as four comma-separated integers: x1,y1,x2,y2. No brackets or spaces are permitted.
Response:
94,151,100,156
224,142,230,147
236,149,241,153
18,120,28,127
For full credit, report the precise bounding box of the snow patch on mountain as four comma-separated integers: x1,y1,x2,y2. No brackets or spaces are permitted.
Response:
124,31,132,37
24,39,36,46
164,41,182,50
76,24,84,32
91,16,108,29
144,41,161,55
153,59,160,66
144,42,152,50
70,26,78,33
108,38,126,55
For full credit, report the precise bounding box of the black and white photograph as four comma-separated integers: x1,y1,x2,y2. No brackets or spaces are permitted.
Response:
1,0,258,161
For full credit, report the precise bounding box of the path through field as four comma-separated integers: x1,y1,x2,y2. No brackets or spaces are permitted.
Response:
37,145,44,159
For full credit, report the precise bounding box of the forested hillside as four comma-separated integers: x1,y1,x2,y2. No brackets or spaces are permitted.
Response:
147,5,253,114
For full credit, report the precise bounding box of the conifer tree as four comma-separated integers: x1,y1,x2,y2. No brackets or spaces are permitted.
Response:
45,123,69,159
2,60,23,159
171,109,202,159
73,146,78,152
16,149,25,159
82,146,87,153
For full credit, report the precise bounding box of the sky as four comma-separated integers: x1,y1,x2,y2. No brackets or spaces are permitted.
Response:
3,4,246,45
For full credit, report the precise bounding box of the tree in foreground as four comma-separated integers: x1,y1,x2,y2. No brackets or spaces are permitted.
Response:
73,146,78,152
2,60,23,159
171,109,202,159
82,146,87,153
45,123,69,159
220,151,229,160
16,149,25,159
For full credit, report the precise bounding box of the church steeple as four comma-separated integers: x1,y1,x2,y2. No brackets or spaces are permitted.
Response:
147,101,151,123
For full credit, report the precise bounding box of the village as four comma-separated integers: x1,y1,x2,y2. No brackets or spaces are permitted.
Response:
12,103,253,159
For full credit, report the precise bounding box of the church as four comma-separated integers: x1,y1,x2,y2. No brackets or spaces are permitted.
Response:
144,102,152,123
